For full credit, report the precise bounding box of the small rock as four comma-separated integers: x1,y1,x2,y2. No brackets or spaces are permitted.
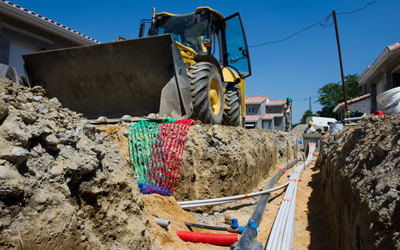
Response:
96,116,108,123
32,144,46,156
20,110,38,124
146,113,157,120
0,98,8,120
0,162,20,179
42,133,59,150
0,178,24,198
21,102,35,112
50,97,60,103
16,93,27,103
0,121,31,148
37,103,49,115
224,214,234,224
1,94,12,102
31,86,45,95
121,115,132,122
83,125,96,141
33,96,43,102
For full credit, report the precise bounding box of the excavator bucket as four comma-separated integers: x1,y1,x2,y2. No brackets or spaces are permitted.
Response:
22,34,193,119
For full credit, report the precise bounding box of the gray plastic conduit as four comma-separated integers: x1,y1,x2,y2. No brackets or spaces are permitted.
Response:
178,182,289,208
266,143,316,250
234,159,300,250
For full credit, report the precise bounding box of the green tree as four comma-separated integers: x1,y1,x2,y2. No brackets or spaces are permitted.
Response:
316,73,362,118
300,109,317,124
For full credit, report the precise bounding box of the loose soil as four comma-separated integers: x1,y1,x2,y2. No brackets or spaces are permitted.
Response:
2,77,399,249
142,154,336,250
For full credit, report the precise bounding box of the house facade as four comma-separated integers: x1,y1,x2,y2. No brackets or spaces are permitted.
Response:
333,93,371,121
245,95,287,131
0,0,99,81
358,41,400,113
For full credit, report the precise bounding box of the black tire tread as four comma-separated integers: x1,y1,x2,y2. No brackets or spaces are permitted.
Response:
188,62,224,124
223,86,242,126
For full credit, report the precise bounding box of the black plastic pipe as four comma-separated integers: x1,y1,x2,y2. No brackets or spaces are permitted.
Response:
234,159,299,249
184,222,228,232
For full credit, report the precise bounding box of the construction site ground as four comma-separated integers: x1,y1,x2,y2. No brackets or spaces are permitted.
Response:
144,153,336,250
1,78,400,249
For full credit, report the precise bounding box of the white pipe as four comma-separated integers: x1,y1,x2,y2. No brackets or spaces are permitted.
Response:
267,173,298,250
266,143,316,250
178,182,289,207
155,218,170,228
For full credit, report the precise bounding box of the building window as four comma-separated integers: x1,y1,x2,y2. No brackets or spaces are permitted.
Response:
393,73,400,88
274,117,283,127
247,106,255,114
371,83,377,112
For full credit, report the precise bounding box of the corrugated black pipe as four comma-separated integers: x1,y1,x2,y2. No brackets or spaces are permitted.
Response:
234,159,299,249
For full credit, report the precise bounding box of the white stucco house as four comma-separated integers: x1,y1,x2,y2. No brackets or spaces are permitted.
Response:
358,41,400,113
0,0,99,82
333,93,371,121
245,95,288,131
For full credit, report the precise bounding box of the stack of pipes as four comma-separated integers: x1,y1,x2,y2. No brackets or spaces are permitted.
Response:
265,143,316,250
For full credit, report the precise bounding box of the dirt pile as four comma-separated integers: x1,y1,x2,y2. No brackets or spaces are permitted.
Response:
101,123,298,210
176,125,297,207
0,79,150,249
0,77,299,249
316,115,400,250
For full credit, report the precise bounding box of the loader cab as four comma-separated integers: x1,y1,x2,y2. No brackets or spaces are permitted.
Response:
141,7,251,79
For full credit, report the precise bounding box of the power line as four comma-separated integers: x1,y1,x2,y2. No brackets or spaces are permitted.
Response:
249,0,379,48
249,14,332,48
336,0,378,15
292,95,319,102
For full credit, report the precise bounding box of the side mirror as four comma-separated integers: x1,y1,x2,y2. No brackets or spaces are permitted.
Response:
203,38,212,48
139,22,146,38
239,47,247,57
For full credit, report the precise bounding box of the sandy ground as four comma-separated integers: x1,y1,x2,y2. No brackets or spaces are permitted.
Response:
142,152,335,249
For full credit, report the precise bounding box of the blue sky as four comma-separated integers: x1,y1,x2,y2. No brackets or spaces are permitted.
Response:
11,0,400,123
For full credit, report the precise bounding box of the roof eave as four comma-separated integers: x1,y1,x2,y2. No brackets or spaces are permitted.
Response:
359,43,400,85
0,2,98,45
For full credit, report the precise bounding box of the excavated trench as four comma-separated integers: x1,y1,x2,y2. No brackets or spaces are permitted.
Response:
0,78,399,249
316,115,400,250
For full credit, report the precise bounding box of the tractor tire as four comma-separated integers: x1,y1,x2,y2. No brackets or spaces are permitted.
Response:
188,62,224,124
223,85,243,127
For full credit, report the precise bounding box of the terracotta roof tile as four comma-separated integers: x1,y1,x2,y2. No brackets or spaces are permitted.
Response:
336,93,370,107
333,93,371,112
1,0,100,43
262,113,284,120
245,115,261,122
245,95,268,104
360,41,400,82
267,99,285,106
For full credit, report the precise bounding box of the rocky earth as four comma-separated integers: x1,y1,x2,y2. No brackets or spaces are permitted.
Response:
4,75,400,250
0,78,150,249
316,115,400,250
0,78,298,249
176,124,298,207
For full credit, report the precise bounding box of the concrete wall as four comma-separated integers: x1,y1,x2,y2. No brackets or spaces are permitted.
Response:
262,120,272,129
274,117,284,131
349,98,370,114
266,105,283,113
364,71,400,113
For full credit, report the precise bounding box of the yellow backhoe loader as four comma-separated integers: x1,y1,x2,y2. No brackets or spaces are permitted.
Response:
22,7,251,126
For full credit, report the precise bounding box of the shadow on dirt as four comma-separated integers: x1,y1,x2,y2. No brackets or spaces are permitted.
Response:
306,165,337,250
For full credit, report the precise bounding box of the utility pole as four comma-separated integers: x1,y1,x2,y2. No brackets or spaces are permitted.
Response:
309,97,311,112
332,10,348,112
